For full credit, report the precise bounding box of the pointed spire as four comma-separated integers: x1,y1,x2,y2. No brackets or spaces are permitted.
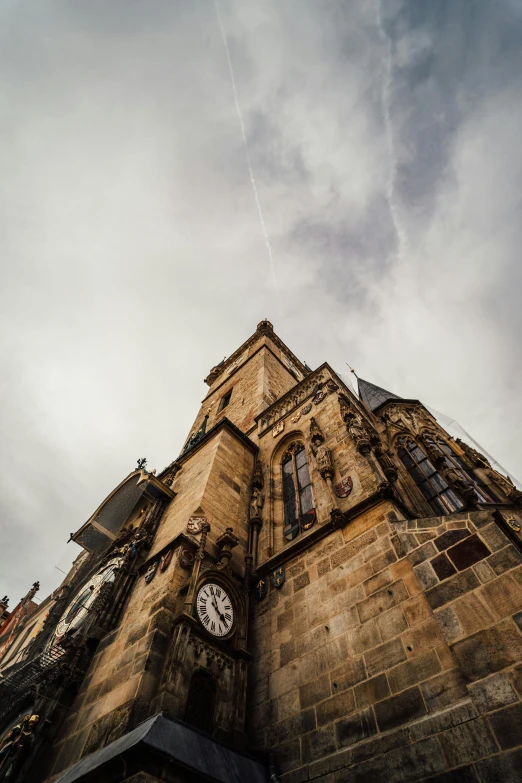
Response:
357,378,402,412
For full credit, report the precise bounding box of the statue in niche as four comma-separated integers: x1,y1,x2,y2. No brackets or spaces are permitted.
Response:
250,486,265,520
456,438,491,469
346,413,372,456
439,460,477,505
0,714,40,781
374,441,398,483
310,417,334,480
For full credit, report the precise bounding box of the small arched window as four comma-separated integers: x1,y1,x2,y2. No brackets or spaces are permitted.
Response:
397,438,465,515
282,442,315,541
184,670,216,734
424,435,498,503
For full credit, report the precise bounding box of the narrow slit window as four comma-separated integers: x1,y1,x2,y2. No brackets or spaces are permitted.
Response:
219,389,232,412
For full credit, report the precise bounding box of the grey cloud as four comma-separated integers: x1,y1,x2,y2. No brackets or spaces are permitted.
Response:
1,0,521,604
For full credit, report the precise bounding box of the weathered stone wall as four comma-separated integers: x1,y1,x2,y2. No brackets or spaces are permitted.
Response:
44,557,187,778
191,338,298,438
150,427,255,569
248,507,522,782
255,370,383,561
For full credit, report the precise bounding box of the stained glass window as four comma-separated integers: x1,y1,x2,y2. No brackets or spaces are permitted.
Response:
397,438,464,515
425,435,498,503
282,443,315,541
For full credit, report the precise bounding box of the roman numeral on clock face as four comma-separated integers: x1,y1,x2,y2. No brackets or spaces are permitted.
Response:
196,584,235,637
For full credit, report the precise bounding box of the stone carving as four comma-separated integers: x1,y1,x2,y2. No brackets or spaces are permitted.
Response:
382,405,411,431
338,393,352,422
193,639,233,670
374,441,398,483
272,421,284,437
439,460,478,506
313,391,325,404
486,469,522,506
161,460,182,487
290,412,301,424
250,459,265,521
216,527,239,569
326,379,339,393
301,403,312,415
505,516,521,532
22,582,40,603
259,371,325,432
250,486,265,520
455,438,491,469
252,459,264,489
345,413,372,456
418,433,445,467
310,417,334,480
0,714,40,780
187,516,206,535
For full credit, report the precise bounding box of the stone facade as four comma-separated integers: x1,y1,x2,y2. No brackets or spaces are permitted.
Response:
0,320,521,783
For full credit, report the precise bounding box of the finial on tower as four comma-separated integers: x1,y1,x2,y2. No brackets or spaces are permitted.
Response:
257,319,273,335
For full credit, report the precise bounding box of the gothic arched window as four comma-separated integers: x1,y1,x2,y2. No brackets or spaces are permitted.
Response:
397,438,465,515
282,442,315,541
184,670,216,734
424,435,498,503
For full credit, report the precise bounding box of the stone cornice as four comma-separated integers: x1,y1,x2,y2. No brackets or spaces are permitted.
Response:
176,416,258,464
201,342,302,403
256,490,410,575
255,363,363,437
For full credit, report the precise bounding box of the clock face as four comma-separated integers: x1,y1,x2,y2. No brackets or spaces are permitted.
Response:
196,583,234,637
52,558,121,643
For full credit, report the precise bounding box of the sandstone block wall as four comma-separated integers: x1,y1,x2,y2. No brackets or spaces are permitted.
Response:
248,507,522,782
44,561,187,779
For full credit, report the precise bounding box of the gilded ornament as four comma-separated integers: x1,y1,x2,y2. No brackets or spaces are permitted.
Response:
506,516,521,532
254,577,268,600
271,566,285,589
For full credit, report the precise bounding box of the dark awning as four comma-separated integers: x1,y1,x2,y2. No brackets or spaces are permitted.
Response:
54,713,270,783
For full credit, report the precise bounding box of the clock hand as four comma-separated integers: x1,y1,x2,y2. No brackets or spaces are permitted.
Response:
211,598,227,625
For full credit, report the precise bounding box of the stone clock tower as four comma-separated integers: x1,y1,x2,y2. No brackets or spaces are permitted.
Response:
1,320,522,783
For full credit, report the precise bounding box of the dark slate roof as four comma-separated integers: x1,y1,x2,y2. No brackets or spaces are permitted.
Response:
357,378,402,412
55,713,270,783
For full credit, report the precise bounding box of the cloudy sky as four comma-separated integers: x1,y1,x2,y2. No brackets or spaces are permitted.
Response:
1,0,522,605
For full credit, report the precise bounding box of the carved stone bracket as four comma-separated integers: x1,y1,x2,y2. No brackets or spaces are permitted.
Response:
193,638,233,670
216,527,239,570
